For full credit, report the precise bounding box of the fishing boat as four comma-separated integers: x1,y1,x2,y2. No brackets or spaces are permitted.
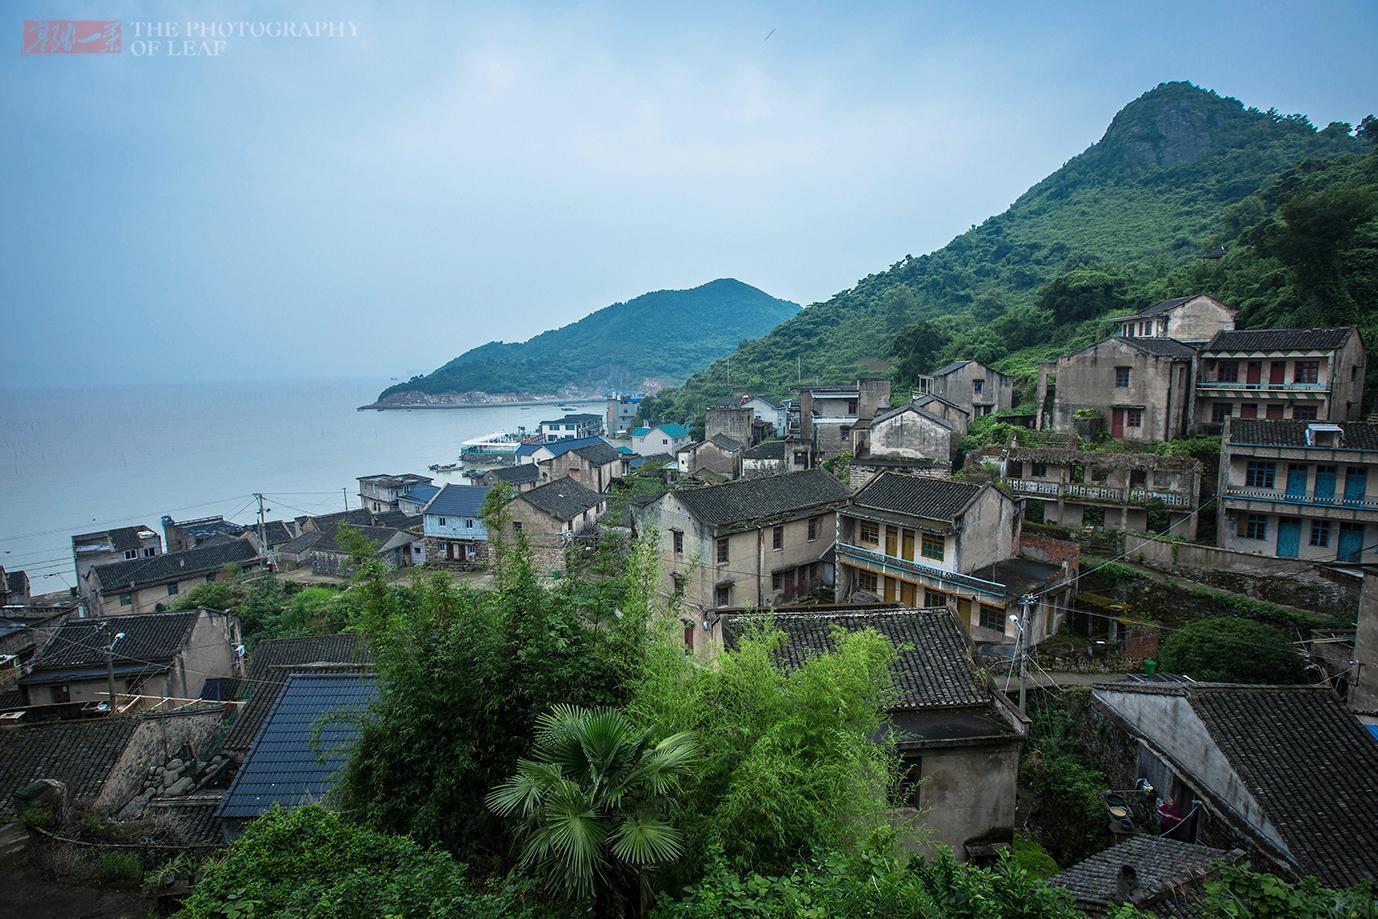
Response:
428,462,459,472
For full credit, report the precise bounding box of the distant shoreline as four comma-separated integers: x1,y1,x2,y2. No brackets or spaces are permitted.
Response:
358,397,606,411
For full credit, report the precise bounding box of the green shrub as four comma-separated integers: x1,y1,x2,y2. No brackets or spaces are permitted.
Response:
1012,834,1061,879
95,851,142,886
1159,617,1309,683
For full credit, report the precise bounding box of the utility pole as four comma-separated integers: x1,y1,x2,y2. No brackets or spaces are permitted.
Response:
103,625,125,714
343,488,349,511
255,493,272,570
1017,595,1031,714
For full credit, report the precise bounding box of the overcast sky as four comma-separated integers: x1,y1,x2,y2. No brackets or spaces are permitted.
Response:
3,1,1375,386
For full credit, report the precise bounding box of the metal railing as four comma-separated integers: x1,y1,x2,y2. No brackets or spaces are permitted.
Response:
1197,381,1325,392
836,543,1007,598
1221,485,1378,510
1005,478,1194,509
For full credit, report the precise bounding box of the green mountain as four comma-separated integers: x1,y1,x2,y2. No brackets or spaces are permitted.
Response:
377,279,799,404
641,82,1374,422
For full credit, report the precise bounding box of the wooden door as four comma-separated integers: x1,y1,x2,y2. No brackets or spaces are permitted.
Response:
1111,408,1125,438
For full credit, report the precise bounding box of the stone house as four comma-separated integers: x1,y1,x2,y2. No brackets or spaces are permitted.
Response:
633,469,851,649
1107,294,1235,342
1195,327,1366,430
834,473,1074,647
918,360,1014,418
719,607,1026,861
539,441,622,492
421,483,491,566
712,395,786,436
910,393,972,437
277,524,421,575
847,455,949,491
851,402,955,469
356,473,434,514
1037,337,1197,442
1216,418,1378,564
85,538,259,616
19,608,242,707
1088,681,1378,888
0,566,31,607
740,440,787,477
479,463,540,492
539,413,604,441
507,477,606,574
798,378,891,458
981,445,1202,534
72,525,162,594
676,434,744,480
631,424,692,456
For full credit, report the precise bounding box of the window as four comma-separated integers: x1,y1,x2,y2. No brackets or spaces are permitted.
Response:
921,534,944,561
716,537,729,562
671,573,686,602
979,605,1005,632
1217,361,1239,382
50,685,70,704
925,589,946,607
772,526,784,550
167,583,178,597
464,519,474,529
1211,403,1233,424
1310,519,1332,547
846,399,858,414
1266,404,1284,419
1244,513,1268,540
119,593,133,606
839,426,850,439
1294,361,1319,384
143,547,156,557
1031,462,1047,477
772,572,783,590
438,517,447,526
672,530,683,555
808,517,818,541
1126,408,1143,428
1292,405,1318,420
1115,366,1131,388
856,569,878,592
1239,403,1257,419
973,379,984,394
1245,461,1276,489
512,521,522,533
860,522,880,544
124,549,137,560
715,585,731,606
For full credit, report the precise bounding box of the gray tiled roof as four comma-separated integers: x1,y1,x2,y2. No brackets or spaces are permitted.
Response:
1184,686,1378,887
0,716,142,817
298,508,374,530
245,634,368,684
1136,295,1196,317
280,524,411,558
72,525,157,554
742,440,786,460
672,468,850,527
218,672,378,819
143,796,225,845
572,442,623,465
871,403,953,429
28,612,199,672
1205,327,1356,353
1228,419,1378,451
483,464,540,484
519,477,604,521
912,393,969,415
930,360,973,376
1049,835,1237,916
852,473,984,522
1121,337,1199,359
89,539,257,592
707,433,744,452
721,607,989,710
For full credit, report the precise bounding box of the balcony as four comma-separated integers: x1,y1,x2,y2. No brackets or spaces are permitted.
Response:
836,543,1007,599
1196,380,1325,393
1005,478,1193,509
1221,485,1378,512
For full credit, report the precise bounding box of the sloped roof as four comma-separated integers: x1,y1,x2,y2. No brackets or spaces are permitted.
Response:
246,634,368,684
912,393,970,416
218,672,378,819
72,525,157,554
742,440,786,460
515,435,608,460
519,477,604,521
0,716,142,817
280,524,413,558
1227,419,1378,451
930,360,973,376
1121,337,1199,359
225,661,371,754
88,539,257,592
1049,835,1239,916
483,464,540,484
423,483,490,518
573,442,623,465
852,473,985,522
1205,327,1356,353
671,469,850,527
26,611,200,672
707,433,744,452
398,483,441,505
870,402,953,429
721,607,989,710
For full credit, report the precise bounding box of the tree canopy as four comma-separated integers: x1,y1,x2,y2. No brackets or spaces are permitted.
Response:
1158,617,1309,684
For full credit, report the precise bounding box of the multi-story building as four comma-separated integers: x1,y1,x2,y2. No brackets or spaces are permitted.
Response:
506,477,606,575
851,402,955,468
539,441,623,492
72,525,162,592
631,423,692,456
918,360,1014,418
834,473,1074,647
539,413,604,441
1217,418,1378,563
983,445,1202,535
1037,337,1197,442
421,484,491,566
634,469,852,647
84,538,259,616
798,378,891,458
357,473,434,514
1107,294,1235,341
606,393,642,438
1195,327,1366,431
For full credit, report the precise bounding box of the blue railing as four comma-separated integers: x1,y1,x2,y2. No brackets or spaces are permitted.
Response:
836,543,1007,598
1197,381,1325,391
1222,486,1378,510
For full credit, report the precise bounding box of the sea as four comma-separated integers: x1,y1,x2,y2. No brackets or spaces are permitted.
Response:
0,378,604,594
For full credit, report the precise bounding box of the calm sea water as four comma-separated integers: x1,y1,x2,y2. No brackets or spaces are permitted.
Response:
0,379,603,593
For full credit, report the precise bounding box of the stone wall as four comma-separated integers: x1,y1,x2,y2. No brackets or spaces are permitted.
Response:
95,708,227,816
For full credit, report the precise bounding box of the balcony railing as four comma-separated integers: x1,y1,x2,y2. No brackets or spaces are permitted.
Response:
1222,485,1378,511
836,543,1007,598
1197,381,1325,392
1005,478,1194,509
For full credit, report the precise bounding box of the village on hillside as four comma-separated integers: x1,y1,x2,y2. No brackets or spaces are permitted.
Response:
2,294,1376,913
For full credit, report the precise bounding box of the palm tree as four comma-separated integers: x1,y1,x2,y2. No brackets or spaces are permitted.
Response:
486,704,696,912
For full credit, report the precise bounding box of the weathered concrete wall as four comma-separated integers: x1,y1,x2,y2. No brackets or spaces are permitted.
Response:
1166,296,1235,341
858,378,891,421
917,743,1019,856
932,362,1014,416
1352,574,1378,712
867,410,953,462
706,407,753,445
1042,339,1191,442
954,487,1021,574
174,610,241,699
95,708,227,815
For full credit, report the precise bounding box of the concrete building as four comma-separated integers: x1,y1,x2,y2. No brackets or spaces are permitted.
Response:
911,393,972,437
72,525,162,593
479,463,540,493
1089,680,1378,888
1108,294,1235,342
676,434,744,480
834,473,1075,647
634,469,852,647
1037,337,1196,442
539,413,604,441
719,606,1026,861
396,483,441,516
798,378,891,458
918,360,1014,418
851,402,955,470
356,473,434,514
85,539,259,616
539,441,623,492
740,440,787,477
983,445,1202,534
161,515,245,553
507,477,606,574
1217,418,1378,563
606,393,642,437
19,608,242,707
1195,327,1366,431
631,423,692,456
421,483,491,566
705,404,754,446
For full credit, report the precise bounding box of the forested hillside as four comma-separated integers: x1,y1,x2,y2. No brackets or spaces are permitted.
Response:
641,83,1375,422
377,279,798,403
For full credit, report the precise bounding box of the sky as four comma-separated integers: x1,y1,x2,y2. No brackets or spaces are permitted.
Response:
2,1,1376,386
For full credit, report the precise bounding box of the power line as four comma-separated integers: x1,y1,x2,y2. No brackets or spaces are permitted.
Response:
0,495,255,544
